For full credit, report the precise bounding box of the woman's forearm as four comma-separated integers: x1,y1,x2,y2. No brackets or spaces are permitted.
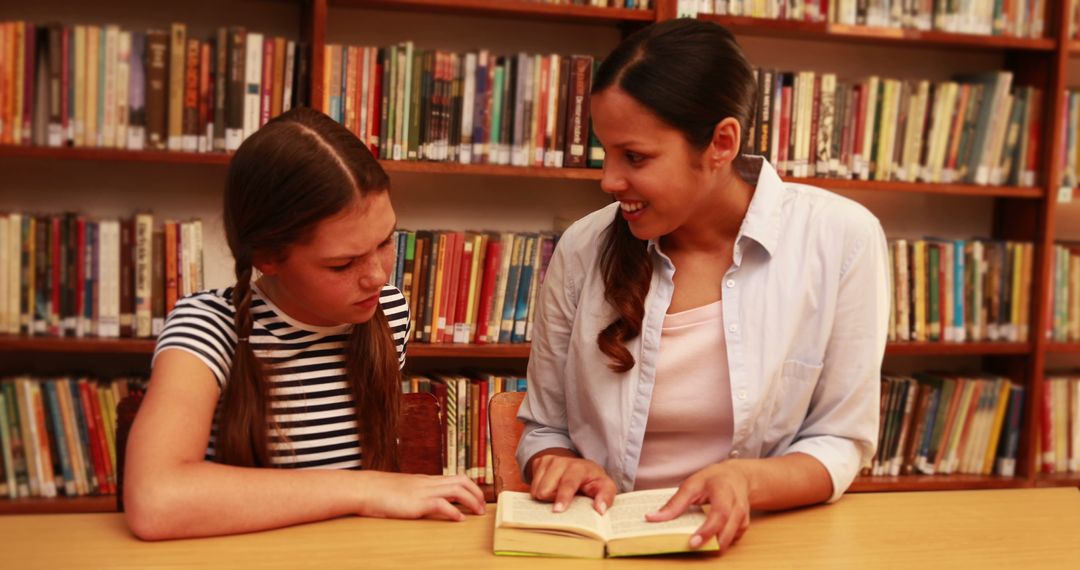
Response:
725,452,833,511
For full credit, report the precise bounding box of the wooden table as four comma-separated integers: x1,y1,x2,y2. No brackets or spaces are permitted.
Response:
2,488,1079,568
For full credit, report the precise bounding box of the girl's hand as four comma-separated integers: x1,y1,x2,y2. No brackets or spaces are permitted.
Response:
356,473,486,521
645,462,751,554
529,454,618,515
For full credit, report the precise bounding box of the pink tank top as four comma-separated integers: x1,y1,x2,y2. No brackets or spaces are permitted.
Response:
634,300,734,490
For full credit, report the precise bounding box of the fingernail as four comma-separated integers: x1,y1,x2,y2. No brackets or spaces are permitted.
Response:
553,502,565,513
597,501,607,515
689,535,703,548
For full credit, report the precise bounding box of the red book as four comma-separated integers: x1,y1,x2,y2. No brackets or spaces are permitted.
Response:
440,233,463,344
51,217,62,336
534,55,549,167
199,42,212,150
778,82,792,177
75,217,86,335
853,82,867,178
473,236,502,344
23,24,35,144
260,38,274,127
164,221,179,313
452,237,474,343
77,379,108,494
119,219,134,337
86,384,115,494
370,48,382,154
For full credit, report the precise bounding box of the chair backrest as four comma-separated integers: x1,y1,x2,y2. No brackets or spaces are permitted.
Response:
488,391,529,497
114,391,444,511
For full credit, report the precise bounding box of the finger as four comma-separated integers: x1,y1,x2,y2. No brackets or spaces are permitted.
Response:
427,498,466,522
646,486,697,522
690,508,727,550
715,507,745,554
455,475,487,513
437,481,487,516
553,466,586,513
582,475,618,515
531,458,570,502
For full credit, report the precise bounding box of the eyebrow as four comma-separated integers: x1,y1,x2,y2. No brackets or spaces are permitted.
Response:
321,223,397,262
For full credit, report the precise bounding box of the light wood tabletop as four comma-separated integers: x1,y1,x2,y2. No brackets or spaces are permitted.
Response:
2,487,1079,569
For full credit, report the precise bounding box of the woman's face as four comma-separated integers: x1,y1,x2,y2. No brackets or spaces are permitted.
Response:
258,191,397,327
591,87,711,241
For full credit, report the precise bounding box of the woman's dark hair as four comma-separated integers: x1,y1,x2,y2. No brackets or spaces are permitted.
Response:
219,106,402,471
592,19,757,373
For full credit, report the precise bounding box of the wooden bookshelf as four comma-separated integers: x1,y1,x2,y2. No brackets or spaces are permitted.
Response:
0,496,115,515
849,474,1027,493
380,160,602,180
884,341,1032,356
1046,342,1080,354
1069,40,1080,55
1035,473,1080,488
330,0,654,24
0,144,231,166
787,177,1044,199
699,14,1056,51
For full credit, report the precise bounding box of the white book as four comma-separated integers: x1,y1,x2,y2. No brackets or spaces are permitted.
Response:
282,41,296,114
180,222,193,297
243,33,264,142
100,220,121,338
460,52,476,164
8,214,20,335
544,54,560,168
102,25,119,148
0,216,7,333
116,31,131,150
15,380,43,498
134,213,154,338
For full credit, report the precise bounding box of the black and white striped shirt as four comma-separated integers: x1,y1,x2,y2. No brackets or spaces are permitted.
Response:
152,282,410,469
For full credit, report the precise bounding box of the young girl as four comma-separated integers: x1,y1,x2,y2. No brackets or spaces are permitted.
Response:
517,19,889,553
124,107,485,540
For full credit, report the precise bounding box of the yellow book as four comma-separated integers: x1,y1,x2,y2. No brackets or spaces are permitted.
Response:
1010,242,1022,341
14,21,26,145
913,240,926,342
463,232,485,342
86,26,100,147
493,490,719,559
982,379,1013,475
73,25,86,146
428,232,447,342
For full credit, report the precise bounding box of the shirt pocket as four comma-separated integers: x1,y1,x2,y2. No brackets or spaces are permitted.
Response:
763,359,825,455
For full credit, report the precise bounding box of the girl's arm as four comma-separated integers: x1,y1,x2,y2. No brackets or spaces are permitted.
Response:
124,350,484,541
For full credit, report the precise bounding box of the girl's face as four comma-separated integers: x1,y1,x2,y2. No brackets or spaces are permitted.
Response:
591,87,711,241
258,191,397,327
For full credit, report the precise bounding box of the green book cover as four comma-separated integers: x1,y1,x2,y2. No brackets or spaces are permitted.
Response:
928,243,940,341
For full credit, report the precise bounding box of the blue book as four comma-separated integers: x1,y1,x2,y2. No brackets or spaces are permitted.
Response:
953,239,965,341
511,235,537,343
42,382,75,496
498,235,524,344
394,230,407,291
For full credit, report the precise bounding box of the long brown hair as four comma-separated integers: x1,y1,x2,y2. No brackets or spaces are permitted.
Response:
592,19,757,373
219,107,401,471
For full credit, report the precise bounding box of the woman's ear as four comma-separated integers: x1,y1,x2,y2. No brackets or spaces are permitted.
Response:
707,117,743,170
252,253,280,277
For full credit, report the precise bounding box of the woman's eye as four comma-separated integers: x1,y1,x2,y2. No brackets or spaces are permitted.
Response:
626,152,644,164
329,261,353,272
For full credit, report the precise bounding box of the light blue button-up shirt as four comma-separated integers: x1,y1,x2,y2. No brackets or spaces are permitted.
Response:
517,156,890,502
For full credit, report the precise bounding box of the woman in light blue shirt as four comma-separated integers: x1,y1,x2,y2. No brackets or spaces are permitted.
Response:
517,19,890,554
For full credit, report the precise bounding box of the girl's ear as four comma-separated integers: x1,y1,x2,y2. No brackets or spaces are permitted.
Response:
252,253,280,277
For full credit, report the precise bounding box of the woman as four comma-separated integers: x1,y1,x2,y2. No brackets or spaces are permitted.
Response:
517,18,889,553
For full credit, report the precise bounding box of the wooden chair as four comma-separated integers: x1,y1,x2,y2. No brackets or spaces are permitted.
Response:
488,391,529,497
114,391,443,512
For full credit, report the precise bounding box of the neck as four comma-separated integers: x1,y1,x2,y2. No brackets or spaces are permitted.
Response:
254,275,339,327
662,164,755,254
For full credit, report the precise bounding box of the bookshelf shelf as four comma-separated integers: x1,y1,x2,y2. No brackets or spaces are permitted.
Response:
0,335,531,358
884,342,1032,356
330,0,655,24
380,160,602,180
0,496,115,515
699,15,1056,52
849,474,1027,493
1069,40,1080,55
1035,473,1080,488
786,176,1043,199
0,145,231,166
1046,342,1080,354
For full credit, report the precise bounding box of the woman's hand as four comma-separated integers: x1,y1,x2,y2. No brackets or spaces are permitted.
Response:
356,472,486,521
646,462,751,554
529,452,618,514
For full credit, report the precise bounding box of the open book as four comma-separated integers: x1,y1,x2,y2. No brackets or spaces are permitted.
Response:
493,489,719,558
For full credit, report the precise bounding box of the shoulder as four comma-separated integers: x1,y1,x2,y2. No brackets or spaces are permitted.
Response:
166,288,238,330
379,283,409,320
781,183,884,266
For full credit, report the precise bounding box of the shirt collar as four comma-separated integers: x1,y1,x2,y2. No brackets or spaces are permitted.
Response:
734,155,784,257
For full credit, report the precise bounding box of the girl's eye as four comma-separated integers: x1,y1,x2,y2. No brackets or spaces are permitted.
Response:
329,261,353,272
626,152,644,164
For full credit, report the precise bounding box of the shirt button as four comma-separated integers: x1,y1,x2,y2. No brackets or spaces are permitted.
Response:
737,390,747,400
726,279,735,288
728,324,738,333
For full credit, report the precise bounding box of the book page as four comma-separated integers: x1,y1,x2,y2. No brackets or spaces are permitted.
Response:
496,492,605,541
608,488,707,540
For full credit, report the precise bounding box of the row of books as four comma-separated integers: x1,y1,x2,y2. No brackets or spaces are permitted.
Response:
0,212,206,338
323,42,603,169
745,68,1040,187
388,230,559,345
0,21,309,153
0,377,145,500
1041,374,1080,474
684,0,1046,39
1049,243,1080,343
867,373,1025,478
1059,90,1080,189
544,0,653,6
403,372,527,485
888,239,1034,344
